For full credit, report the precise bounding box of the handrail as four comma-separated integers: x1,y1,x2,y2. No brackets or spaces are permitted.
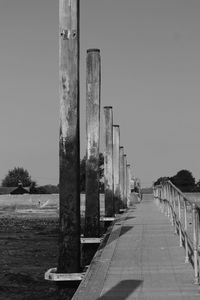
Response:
167,180,193,206
153,181,200,285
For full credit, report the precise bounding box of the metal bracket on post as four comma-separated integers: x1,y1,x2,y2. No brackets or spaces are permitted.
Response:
119,208,126,213
100,216,115,222
44,268,85,282
81,237,102,244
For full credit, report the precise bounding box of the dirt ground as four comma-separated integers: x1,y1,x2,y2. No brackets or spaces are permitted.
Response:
0,213,59,300
0,193,111,299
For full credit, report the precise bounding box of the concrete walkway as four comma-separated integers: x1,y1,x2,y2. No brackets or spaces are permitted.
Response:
73,195,200,299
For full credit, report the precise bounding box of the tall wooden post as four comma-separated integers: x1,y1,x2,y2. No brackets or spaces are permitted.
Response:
126,164,131,207
85,49,101,237
119,146,124,208
104,106,114,217
123,154,127,207
58,0,80,298
113,125,120,213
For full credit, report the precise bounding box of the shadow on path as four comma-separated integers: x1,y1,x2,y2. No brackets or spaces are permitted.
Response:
119,225,134,237
99,279,143,299
99,225,134,251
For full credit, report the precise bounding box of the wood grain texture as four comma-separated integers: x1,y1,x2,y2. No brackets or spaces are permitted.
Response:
119,147,125,208
123,155,127,207
58,0,80,275
113,125,121,213
85,49,101,237
104,107,114,217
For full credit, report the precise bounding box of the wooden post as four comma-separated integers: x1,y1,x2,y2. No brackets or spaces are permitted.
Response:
58,0,80,298
123,154,127,207
113,125,120,213
126,164,131,207
104,106,114,217
119,146,124,208
85,49,101,237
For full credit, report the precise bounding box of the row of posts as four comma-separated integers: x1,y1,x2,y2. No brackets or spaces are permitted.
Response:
58,1,133,298
85,50,131,236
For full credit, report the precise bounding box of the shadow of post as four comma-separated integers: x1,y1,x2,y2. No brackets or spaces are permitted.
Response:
99,279,143,299
99,225,134,251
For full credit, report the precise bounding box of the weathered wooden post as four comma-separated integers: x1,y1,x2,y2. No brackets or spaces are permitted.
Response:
123,154,127,207
119,146,124,208
126,164,131,207
104,106,114,217
58,0,80,298
113,125,120,213
85,49,101,237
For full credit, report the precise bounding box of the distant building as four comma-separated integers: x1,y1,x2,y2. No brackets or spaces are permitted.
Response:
0,182,30,195
10,185,29,195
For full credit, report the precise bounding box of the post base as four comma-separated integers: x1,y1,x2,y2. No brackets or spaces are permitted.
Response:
45,268,85,282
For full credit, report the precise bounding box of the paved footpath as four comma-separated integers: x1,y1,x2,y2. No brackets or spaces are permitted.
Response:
73,195,200,300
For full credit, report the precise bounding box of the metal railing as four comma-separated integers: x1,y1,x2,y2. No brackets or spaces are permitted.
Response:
153,180,200,284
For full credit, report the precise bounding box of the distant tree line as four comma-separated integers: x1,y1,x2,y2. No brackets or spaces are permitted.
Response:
2,167,34,188
1,154,104,194
1,167,59,194
154,169,200,193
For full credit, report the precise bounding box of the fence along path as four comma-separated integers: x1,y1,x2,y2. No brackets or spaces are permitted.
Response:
73,193,200,300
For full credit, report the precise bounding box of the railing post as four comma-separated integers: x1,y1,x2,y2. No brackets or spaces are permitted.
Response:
156,187,159,208
113,125,120,213
104,106,114,217
160,187,163,211
178,194,183,247
173,190,178,234
154,186,158,206
184,199,189,263
59,0,80,298
164,184,168,217
192,203,199,284
160,187,164,213
159,187,161,210
119,146,124,208
170,186,174,226
85,49,101,237
166,184,170,218
164,184,166,200
153,186,156,204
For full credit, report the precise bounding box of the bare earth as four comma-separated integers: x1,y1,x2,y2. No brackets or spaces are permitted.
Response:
0,194,105,300
0,212,59,300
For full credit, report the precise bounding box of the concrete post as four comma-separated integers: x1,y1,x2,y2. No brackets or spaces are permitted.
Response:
113,125,120,213
104,106,114,217
85,49,101,237
119,146,124,208
59,0,80,298
123,154,127,207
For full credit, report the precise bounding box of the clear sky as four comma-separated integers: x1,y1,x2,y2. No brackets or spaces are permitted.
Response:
0,0,200,187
